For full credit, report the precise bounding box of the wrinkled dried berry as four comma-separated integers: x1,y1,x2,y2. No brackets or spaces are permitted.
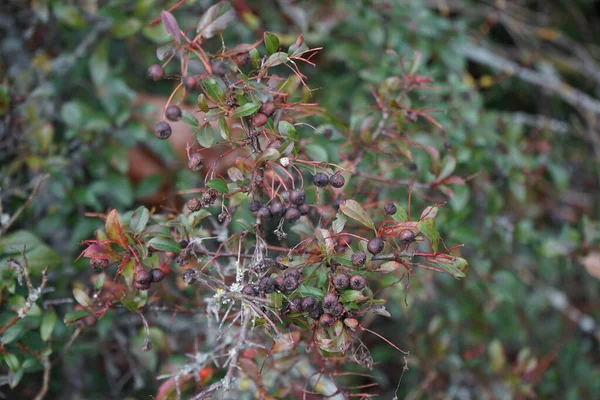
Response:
284,269,302,281
350,274,367,290
182,75,197,92
313,173,329,188
333,273,350,290
384,202,397,216
309,304,324,319
252,112,268,127
148,64,165,81
256,207,272,220
298,203,309,216
154,121,172,139
351,251,366,267
323,292,339,309
301,296,317,312
288,298,303,313
182,269,197,284
258,276,275,293
399,229,415,243
283,276,299,291
330,173,345,188
274,276,285,291
248,199,262,212
289,189,306,205
150,268,165,283
269,201,285,218
242,285,257,296
165,105,182,121
90,258,109,271
188,152,204,171
367,237,384,255
330,302,344,317
320,313,335,327
284,207,301,223
201,189,217,206
234,52,250,66
211,60,229,77
187,198,202,211
258,102,276,117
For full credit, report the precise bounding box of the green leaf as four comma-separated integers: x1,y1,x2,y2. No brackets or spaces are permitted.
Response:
341,290,365,302
60,101,83,128
298,284,324,299
256,148,280,164
230,102,260,118
112,18,141,38
3,353,19,372
416,218,440,252
264,31,280,55
339,200,376,232
278,121,298,140
40,311,57,342
196,123,215,148
438,155,456,180
420,206,438,220
0,230,61,274
305,144,328,162
63,309,91,325
201,78,225,102
130,206,150,235
315,228,334,256
197,93,209,112
265,52,289,67
207,178,228,194
375,261,401,272
147,237,180,253
196,1,235,39
332,212,347,234
433,257,468,278
218,118,231,140
1,322,24,345
391,205,409,221
73,288,92,307
181,110,199,126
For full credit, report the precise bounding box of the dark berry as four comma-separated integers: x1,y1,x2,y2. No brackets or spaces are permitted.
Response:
444,140,452,150
288,298,303,313
351,251,366,267
201,189,217,207
289,189,306,205
256,207,272,220
150,268,165,283
248,199,262,212
329,173,345,188
182,76,197,92
90,258,109,271
148,64,165,81
284,207,301,223
320,313,335,327
322,128,333,138
134,269,151,290
269,201,285,218
258,102,276,117
258,276,275,293
301,296,317,312
242,285,257,296
350,274,366,290
182,269,197,284
408,163,418,171
154,121,172,139
211,60,229,77
284,269,302,281
384,202,397,216
187,198,202,211
309,304,324,319
252,112,268,127
399,229,415,243
298,203,309,216
313,173,329,188
367,237,384,255
179,239,189,248
165,105,182,121
234,52,250,66
323,292,339,309
330,302,344,317
332,273,350,290
274,276,285,291
188,152,204,171
283,276,299,292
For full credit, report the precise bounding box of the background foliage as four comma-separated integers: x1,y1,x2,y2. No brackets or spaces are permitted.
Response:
1,0,600,398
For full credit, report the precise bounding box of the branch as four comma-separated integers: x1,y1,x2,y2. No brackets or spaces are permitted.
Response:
0,174,49,236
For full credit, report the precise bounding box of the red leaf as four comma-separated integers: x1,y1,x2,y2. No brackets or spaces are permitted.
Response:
105,210,128,248
161,10,181,42
80,242,117,259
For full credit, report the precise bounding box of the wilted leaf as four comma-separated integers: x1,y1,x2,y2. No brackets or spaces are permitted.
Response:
80,242,117,260
339,200,376,232
256,148,280,164
420,206,439,220
196,1,235,40
316,228,334,256
375,261,400,272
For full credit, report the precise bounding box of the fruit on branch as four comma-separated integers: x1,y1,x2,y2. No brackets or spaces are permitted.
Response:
289,189,306,205
288,298,303,313
319,313,335,328
269,201,285,217
165,105,182,121
154,121,172,139
150,268,165,283
298,203,309,216
90,258,109,272
252,112,268,127
284,207,301,223
248,199,262,212
330,173,345,188
182,75,197,92
350,274,367,290
211,60,229,77
333,273,350,290
134,268,152,290
242,285,257,296
309,304,324,319
367,237,384,255
351,251,366,267
234,52,250,66
148,64,165,81
256,207,272,220
323,292,339,309
330,302,345,317
187,198,202,211
399,229,416,243
384,202,397,216
313,172,329,187
258,102,276,117
258,276,275,293
301,296,318,312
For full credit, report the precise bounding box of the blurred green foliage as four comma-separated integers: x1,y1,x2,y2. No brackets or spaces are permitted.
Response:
1,0,599,398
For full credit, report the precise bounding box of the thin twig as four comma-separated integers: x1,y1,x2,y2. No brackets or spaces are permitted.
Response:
0,174,49,236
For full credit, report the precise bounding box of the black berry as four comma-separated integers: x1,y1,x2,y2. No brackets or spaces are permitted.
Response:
269,201,285,218
332,273,350,290
182,75,197,92
330,173,345,188
90,258,109,271
330,302,344,317
258,276,275,293
323,292,339,309
289,189,306,205
154,121,172,139
179,239,189,248
309,304,324,319
248,200,262,212
384,202,397,215
350,274,366,290
150,268,165,283
351,251,366,267
288,298,303,313
148,64,165,81
165,105,182,121
211,60,229,77
367,237,384,255
284,269,302,281
242,285,257,296
134,269,151,290
313,173,329,188
235,52,250,66
284,207,301,223
298,203,309,216
256,207,272,220
182,269,197,284
320,313,335,327
399,229,415,243
274,276,285,291
283,276,299,291
301,296,317,312
187,198,202,211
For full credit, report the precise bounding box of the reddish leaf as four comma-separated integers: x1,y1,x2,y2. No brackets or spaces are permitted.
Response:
105,209,128,248
80,241,117,259
161,10,181,42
